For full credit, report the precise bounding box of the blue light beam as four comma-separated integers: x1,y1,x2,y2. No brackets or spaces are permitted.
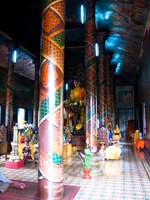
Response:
95,43,100,57
80,5,85,24
65,83,69,91
12,50,17,63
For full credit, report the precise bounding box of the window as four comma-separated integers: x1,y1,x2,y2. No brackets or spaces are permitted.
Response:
17,108,25,129
12,49,17,63
95,43,99,57
80,5,86,24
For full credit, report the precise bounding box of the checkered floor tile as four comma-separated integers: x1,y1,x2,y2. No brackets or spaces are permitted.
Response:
0,143,150,200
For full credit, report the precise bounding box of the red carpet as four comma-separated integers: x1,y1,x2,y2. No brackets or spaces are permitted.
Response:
63,185,80,200
0,181,80,200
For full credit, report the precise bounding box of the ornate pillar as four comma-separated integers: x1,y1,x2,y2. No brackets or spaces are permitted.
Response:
85,0,97,151
110,66,115,127
5,43,14,148
38,0,65,199
33,60,39,127
97,31,107,127
106,53,113,120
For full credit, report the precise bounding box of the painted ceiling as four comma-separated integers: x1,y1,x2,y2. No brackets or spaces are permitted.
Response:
0,32,35,80
96,0,150,78
0,0,41,81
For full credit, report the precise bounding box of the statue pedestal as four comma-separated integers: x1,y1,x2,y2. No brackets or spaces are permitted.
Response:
5,160,24,168
9,142,20,162
5,142,24,168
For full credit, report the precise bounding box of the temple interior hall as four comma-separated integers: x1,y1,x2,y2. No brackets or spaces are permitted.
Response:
0,0,150,200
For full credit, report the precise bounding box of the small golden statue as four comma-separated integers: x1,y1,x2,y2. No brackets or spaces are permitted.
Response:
113,124,121,141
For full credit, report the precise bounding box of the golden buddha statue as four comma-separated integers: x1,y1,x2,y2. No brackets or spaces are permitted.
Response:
70,80,85,102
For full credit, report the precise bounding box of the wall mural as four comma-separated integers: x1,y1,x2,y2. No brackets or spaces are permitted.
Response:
116,86,134,136
116,86,134,109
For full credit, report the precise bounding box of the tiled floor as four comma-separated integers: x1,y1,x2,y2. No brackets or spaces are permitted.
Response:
0,142,150,200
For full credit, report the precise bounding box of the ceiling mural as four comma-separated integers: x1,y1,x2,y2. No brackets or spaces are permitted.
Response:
96,0,150,78
0,32,35,80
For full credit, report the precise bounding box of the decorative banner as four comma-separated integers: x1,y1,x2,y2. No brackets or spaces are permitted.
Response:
39,0,65,199
85,0,97,151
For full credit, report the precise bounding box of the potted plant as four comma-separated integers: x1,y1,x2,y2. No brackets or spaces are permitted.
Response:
76,145,93,179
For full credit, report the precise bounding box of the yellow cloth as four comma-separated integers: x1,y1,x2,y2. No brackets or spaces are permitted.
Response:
134,130,140,145
63,144,73,159
105,145,121,160
70,87,85,102
18,143,35,159
113,134,121,141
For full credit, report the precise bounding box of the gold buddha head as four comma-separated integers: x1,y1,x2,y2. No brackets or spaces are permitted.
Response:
74,80,80,88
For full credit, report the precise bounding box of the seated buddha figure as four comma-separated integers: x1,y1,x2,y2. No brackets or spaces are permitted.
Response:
70,80,85,103
69,80,85,133
113,124,121,141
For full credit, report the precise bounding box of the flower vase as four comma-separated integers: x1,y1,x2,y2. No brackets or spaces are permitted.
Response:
83,168,92,179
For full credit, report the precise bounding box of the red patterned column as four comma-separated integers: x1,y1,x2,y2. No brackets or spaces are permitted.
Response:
97,32,107,127
85,0,97,151
33,60,39,128
5,44,14,147
110,67,115,127
106,53,112,120
38,0,65,199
